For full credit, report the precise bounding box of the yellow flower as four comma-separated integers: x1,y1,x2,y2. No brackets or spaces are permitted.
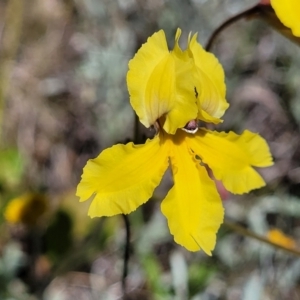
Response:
4,193,48,226
76,29,273,255
270,0,300,37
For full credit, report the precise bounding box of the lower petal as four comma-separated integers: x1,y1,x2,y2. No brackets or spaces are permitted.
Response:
161,138,224,255
187,129,273,194
76,136,169,218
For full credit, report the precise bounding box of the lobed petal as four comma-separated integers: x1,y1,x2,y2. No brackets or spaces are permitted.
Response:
127,29,197,134
127,30,171,128
76,136,169,218
187,129,273,194
161,132,224,254
271,0,300,37
163,28,198,134
223,130,273,167
172,28,188,61
188,34,229,123
164,60,197,133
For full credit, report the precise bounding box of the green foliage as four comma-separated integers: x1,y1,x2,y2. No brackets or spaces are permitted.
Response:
188,263,217,296
0,148,23,191
44,210,73,262
142,254,171,299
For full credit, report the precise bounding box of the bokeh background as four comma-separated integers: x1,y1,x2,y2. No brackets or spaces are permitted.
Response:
1,0,300,299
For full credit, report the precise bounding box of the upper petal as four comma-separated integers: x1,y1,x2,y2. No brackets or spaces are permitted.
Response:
188,34,229,123
127,29,197,134
127,30,170,128
76,136,169,218
161,132,224,255
163,28,198,134
187,129,273,194
271,0,300,37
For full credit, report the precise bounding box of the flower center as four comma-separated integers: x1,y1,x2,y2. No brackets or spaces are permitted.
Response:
182,120,199,134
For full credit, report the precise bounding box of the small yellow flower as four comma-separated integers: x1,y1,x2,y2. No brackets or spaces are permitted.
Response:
4,193,48,226
270,0,300,37
77,29,273,255
267,229,296,250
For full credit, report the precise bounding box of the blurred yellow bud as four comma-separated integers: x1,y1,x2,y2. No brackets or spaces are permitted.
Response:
4,193,48,226
267,229,296,250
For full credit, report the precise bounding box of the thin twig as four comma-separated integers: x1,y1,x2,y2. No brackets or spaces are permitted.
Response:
224,220,300,257
205,5,260,51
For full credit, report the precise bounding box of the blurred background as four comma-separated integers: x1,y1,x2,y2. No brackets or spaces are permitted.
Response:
1,0,300,299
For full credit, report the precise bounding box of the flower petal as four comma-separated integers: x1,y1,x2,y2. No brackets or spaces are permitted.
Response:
127,30,170,128
161,133,224,255
187,129,273,194
76,136,169,218
163,28,198,134
127,29,197,134
271,0,300,37
188,34,229,123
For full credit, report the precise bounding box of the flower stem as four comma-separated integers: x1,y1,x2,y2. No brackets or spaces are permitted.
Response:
121,214,131,295
205,5,260,51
